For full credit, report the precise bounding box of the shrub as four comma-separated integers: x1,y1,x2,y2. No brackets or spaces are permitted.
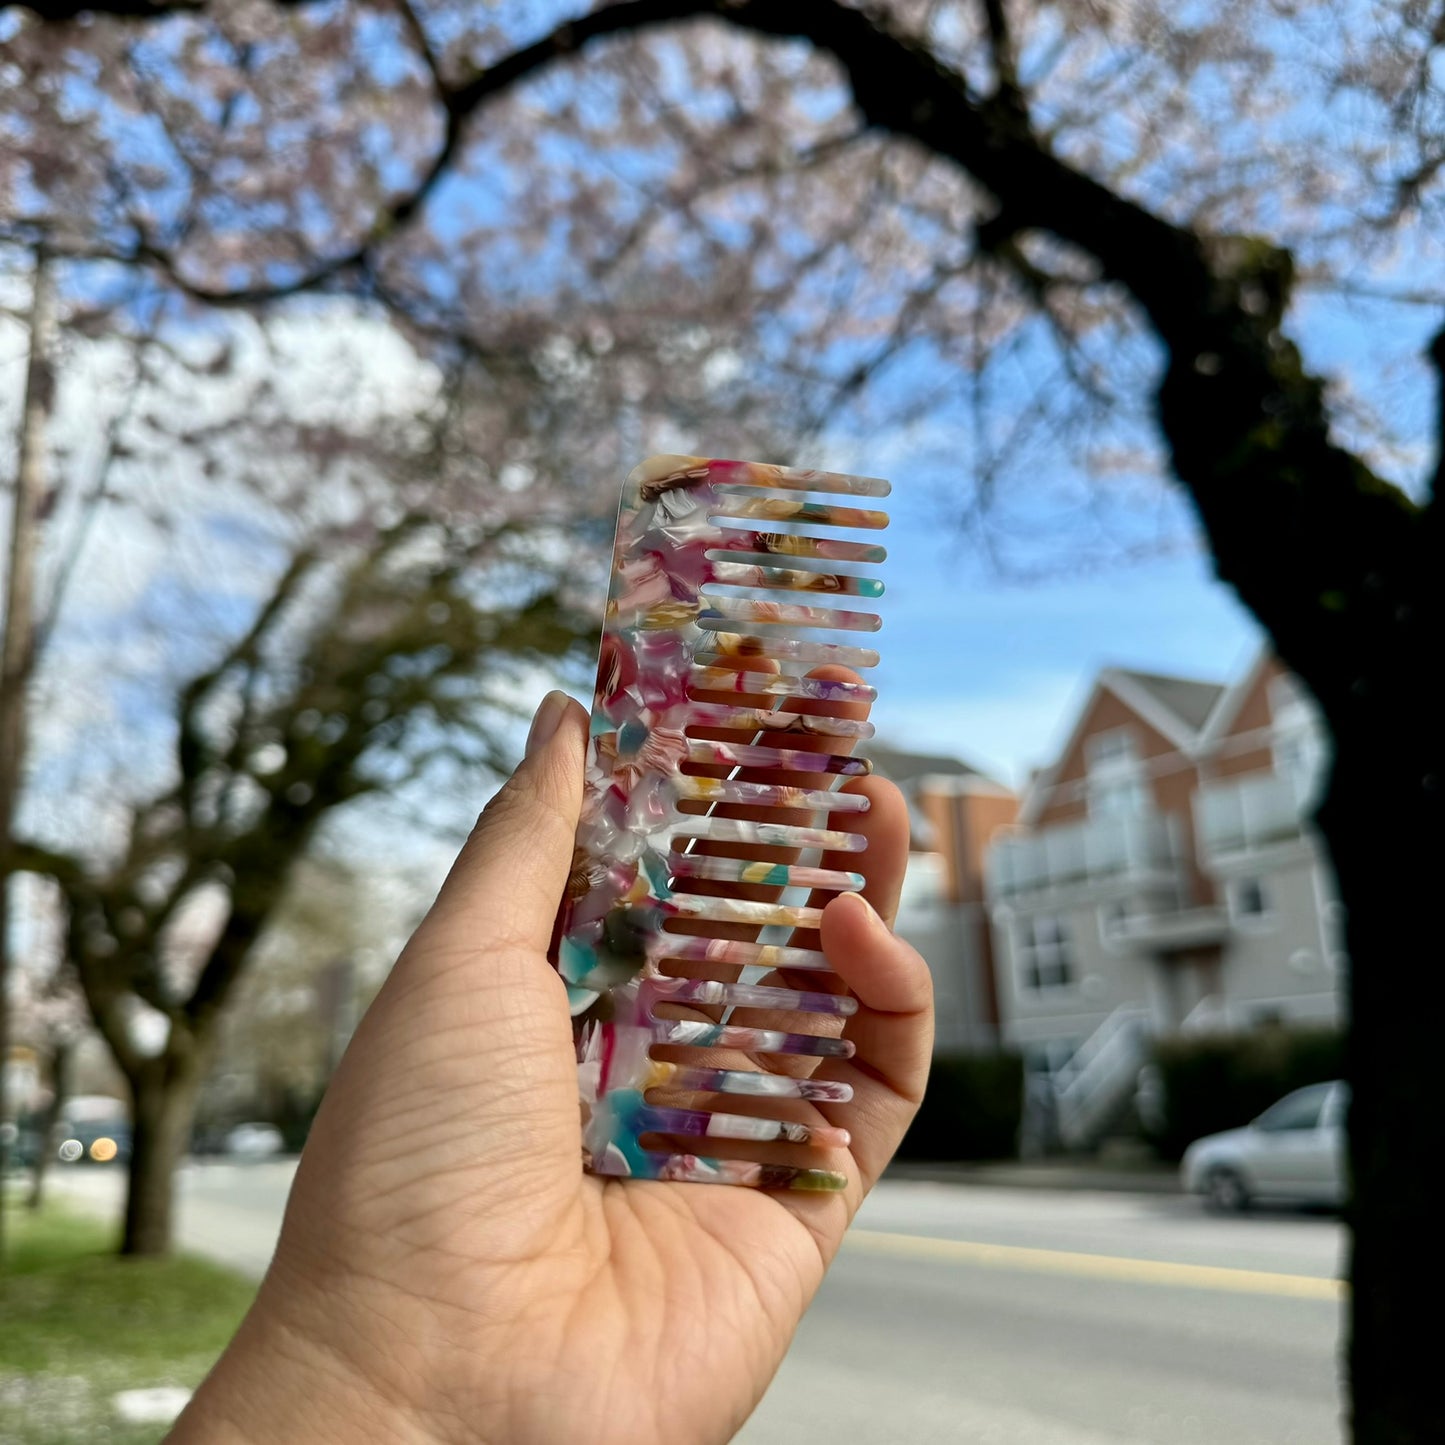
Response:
1148,1026,1345,1160
895,1050,1024,1161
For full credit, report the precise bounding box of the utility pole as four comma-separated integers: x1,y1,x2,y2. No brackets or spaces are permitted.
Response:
0,248,55,1263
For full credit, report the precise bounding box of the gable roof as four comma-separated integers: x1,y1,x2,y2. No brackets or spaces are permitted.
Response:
1113,669,1227,733
1018,665,1227,826
1196,647,1275,747
867,742,983,790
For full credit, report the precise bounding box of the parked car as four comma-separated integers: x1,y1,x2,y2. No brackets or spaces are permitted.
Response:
1181,1080,1347,1211
223,1122,285,1159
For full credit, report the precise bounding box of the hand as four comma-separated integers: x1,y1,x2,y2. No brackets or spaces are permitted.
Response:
171,688,932,1445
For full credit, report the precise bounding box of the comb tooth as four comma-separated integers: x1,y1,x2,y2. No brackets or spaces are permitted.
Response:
685,740,871,775
675,817,867,851
710,496,888,530
699,596,882,633
706,560,885,598
713,532,887,565
590,1152,848,1191
697,631,880,669
669,896,825,930
667,855,865,893
656,936,835,972
689,667,877,704
634,1106,850,1150
707,461,890,498
652,1020,855,1057
674,777,871,811
644,976,857,1015
649,1063,854,1102
681,703,874,738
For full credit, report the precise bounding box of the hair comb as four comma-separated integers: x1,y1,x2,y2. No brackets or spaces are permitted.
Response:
555,454,888,1191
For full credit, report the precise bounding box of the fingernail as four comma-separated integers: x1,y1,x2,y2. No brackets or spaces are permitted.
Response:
850,892,889,933
526,690,569,759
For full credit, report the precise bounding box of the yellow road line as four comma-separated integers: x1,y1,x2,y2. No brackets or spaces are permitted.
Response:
845,1229,1345,1301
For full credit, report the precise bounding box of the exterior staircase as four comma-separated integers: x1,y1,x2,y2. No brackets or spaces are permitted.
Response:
1049,1005,1152,1151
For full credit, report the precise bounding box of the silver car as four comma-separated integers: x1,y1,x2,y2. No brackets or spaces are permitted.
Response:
223,1122,285,1159
1180,1080,1348,1211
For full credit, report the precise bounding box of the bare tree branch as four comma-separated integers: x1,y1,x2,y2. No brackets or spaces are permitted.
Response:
176,545,320,813
979,0,1024,114
9,839,86,886
391,0,448,95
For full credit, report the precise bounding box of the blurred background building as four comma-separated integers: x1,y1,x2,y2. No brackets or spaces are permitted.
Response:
868,744,1018,1052
987,652,1342,1149
878,651,1344,1154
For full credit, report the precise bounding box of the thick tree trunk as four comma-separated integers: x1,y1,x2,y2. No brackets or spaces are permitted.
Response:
1320,698,1443,1444
123,1052,203,1257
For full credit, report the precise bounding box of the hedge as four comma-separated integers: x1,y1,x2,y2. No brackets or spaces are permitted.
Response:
895,1050,1024,1161
1147,1026,1345,1160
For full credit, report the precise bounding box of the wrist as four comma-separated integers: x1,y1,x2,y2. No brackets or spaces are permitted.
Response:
167,1281,444,1445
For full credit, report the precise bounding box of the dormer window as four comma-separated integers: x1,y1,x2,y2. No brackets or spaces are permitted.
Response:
1087,729,1137,766
1086,729,1149,818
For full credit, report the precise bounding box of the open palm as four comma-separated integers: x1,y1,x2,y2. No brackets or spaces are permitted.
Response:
172,692,930,1445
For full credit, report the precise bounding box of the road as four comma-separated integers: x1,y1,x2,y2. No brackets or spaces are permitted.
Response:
53,1165,1345,1444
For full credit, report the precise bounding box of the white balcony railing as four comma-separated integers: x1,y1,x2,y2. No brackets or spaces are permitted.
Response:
1197,772,1308,857
988,813,1175,899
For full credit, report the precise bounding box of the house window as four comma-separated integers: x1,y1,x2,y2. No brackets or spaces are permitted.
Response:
1018,914,1076,992
1254,1082,1330,1132
1087,729,1137,765
1231,876,1271,920
1087,729,1149,818
1091,775,1151,818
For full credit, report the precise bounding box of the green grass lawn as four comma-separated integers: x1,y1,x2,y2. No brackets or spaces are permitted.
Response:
0,1202,257,1445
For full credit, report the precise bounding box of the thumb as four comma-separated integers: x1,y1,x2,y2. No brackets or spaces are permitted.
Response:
421,690,589,959
287,692,591,1254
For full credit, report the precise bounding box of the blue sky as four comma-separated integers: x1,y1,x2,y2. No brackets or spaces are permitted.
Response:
850,473,1260,789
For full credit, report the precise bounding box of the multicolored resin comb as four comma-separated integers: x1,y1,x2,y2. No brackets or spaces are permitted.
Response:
555,455,888,1192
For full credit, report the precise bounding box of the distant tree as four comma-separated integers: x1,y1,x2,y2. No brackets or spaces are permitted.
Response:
4,3,1442,1437
19,542,582,1255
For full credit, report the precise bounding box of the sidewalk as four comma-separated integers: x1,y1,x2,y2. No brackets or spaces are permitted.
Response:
885,1158,1182,1194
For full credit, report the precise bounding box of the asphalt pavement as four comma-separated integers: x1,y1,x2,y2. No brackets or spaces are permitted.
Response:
51,1163,1344,1443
